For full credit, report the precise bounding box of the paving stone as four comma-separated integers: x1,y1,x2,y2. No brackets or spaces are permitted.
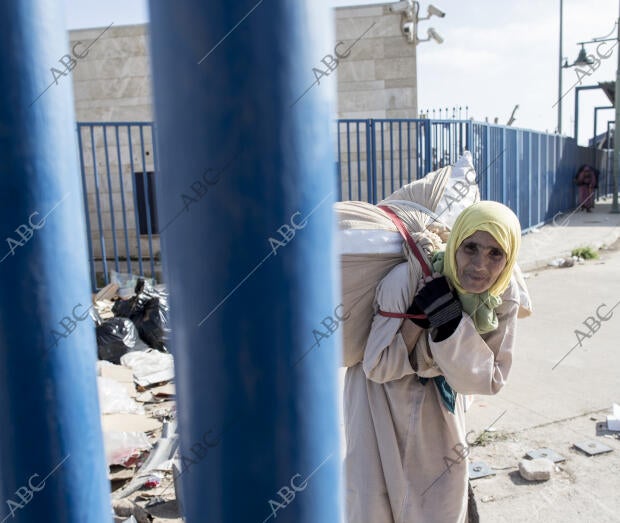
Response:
518,458,554,481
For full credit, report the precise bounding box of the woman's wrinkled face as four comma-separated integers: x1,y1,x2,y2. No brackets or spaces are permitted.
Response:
455,231,507,293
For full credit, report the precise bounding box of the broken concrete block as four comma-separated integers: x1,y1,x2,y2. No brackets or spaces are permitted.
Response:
518,458,554,481
111,499,150,523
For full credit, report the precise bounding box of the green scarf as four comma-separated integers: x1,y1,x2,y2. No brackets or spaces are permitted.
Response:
420,251,503,413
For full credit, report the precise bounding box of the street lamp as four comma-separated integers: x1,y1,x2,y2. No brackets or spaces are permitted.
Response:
562,45,595,68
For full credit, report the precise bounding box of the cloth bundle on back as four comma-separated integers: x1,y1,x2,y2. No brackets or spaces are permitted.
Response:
336,152,495,367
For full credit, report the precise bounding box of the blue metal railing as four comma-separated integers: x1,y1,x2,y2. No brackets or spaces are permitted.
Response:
78,119,601,290
77,122,159,291
336,119,597,231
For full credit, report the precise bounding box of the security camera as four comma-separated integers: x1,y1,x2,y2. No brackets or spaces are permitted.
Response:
388,0,413,13
428,4,446,18
428,27,444,44
402,21,415,42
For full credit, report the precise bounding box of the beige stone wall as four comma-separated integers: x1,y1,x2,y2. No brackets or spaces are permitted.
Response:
335,3,418,120
70,24,153,121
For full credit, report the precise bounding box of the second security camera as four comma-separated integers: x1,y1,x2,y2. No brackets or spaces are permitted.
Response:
427,4,445,18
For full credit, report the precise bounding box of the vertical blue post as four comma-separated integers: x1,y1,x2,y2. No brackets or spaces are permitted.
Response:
424,120,432,175
148,1,341,522
0,2,110,522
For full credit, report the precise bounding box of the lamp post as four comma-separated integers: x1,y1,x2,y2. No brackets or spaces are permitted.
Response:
612,2,620,212
558,0,563,134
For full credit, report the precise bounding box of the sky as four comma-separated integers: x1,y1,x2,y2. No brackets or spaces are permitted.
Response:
63,0,619,145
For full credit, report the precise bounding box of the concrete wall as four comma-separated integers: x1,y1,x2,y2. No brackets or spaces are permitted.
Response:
71,24,153,121
334,3,418,120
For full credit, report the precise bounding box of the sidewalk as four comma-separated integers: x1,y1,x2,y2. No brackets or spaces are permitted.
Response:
465,198,620,521
518,199,620,272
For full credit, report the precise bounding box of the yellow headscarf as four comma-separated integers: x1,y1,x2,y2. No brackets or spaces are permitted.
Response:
430,201,521,334
443,201,521,297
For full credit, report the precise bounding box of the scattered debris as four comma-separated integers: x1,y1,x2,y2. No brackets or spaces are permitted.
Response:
573,440,614,456
606,403,620,431
548,257,575,268
469,461,495,480
111,498,150,523
518,458,554,481
525,448,565,463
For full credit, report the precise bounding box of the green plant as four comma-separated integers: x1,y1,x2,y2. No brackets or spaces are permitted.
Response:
571,247,598,260
469,430,510,447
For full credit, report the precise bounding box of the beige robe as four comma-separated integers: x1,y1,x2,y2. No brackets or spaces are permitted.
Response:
344,262,519,523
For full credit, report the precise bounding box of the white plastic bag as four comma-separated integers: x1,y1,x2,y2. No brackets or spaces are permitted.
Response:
104,431,152,467
98,376,144,415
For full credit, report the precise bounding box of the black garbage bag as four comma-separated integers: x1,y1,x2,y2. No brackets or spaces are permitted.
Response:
112,296,138,318
132,296,170,352
96,317,138,364
112,278,170,352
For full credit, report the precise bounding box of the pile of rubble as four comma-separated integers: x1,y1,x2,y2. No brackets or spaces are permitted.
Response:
92,279,182,522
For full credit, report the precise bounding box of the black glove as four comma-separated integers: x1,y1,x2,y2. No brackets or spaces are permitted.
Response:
413,276,462,340
406,301,430,329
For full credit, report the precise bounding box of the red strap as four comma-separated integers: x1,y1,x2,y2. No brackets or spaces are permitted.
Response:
378,309,426,319
377,205,432,277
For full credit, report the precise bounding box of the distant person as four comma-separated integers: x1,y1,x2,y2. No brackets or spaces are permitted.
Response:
574,164,596,212
344,201,522,523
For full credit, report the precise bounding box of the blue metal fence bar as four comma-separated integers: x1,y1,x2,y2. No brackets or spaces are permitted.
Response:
406,121,411,183
424,120,433,178
528,132,532,228
77,125,97,290
0,1,110,519
115,124,133,274
149,0,341,520
89,125,109,285
389,121,394,195
398,121,403,189
357,121,363,200
138,124,156,278
368,119,376,203
337,122,343,201
102,125,120,274
127,124,145,276
380,120,385,200
515,130,520,225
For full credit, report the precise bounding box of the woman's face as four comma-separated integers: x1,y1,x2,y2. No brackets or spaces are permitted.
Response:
455,231,507,293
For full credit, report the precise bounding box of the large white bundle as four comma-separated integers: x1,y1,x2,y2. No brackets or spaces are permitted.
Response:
337,164,459,367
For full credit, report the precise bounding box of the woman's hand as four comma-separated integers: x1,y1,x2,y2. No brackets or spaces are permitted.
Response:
413,274,462,328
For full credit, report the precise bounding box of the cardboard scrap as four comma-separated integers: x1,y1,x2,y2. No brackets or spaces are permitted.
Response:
151,383,175,398
102,414,161,434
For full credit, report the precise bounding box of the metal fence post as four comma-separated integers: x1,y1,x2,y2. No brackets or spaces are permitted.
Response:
148,1,341,521
0,2,110,521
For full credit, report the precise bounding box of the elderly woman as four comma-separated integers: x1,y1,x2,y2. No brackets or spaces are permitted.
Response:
344,201,522,523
